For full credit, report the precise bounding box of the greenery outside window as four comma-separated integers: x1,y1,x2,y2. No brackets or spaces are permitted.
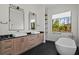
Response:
52,11,71,32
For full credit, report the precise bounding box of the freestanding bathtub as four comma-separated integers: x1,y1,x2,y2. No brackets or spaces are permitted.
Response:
55,38,77,55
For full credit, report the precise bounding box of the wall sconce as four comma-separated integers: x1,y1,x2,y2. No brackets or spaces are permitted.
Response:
16,6,19,10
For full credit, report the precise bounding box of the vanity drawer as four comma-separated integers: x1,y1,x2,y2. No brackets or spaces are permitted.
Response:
1,44,13,50
0,39,13,50
0,48,13,55
1,39,13,46
27,36,39,47
21,37,29,50
13,38,24,54
28,35,37,40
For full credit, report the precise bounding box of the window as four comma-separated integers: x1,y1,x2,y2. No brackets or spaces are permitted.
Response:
52,11,71,32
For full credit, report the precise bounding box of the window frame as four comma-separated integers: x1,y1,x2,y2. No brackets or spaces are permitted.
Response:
51,11,72,33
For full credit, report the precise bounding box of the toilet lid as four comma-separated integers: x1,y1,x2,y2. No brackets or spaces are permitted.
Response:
55,38,76,48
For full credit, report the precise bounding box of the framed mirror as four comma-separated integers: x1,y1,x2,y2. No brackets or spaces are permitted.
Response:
9,4,25,31
29,12,37,30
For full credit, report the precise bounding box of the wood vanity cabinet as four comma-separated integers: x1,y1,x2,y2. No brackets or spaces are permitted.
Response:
13,36,29,55
0,33,44,55
39,33,44,41
23,36,29,48
13,37,26,55
0,39,13,55
20,36,29,53
27,33,44,49
27,35,38,47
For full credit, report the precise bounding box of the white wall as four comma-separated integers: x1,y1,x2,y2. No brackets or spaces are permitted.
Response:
0,4,9,35
16,4,45,32
77,5,79,47
0,4,45,35
46,5,78,44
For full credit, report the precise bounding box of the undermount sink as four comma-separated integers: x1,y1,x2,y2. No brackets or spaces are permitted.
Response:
13,32,27,37
26,30,40,35
31,31,40,34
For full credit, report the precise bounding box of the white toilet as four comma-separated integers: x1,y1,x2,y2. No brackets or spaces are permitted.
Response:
55,33,77,55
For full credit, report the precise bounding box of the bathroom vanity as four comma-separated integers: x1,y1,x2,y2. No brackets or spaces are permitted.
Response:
0,32,44,55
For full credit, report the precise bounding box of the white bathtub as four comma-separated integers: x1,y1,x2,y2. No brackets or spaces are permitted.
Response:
55,38,77,55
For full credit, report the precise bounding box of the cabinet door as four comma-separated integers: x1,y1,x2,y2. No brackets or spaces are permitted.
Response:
0,39,13,55
13,38,22,54
1,48,13,55
39,33,44,41
33,34,44,44
27,35,37,46
1,39,13,48
20,37,27,53
22,36,29,51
